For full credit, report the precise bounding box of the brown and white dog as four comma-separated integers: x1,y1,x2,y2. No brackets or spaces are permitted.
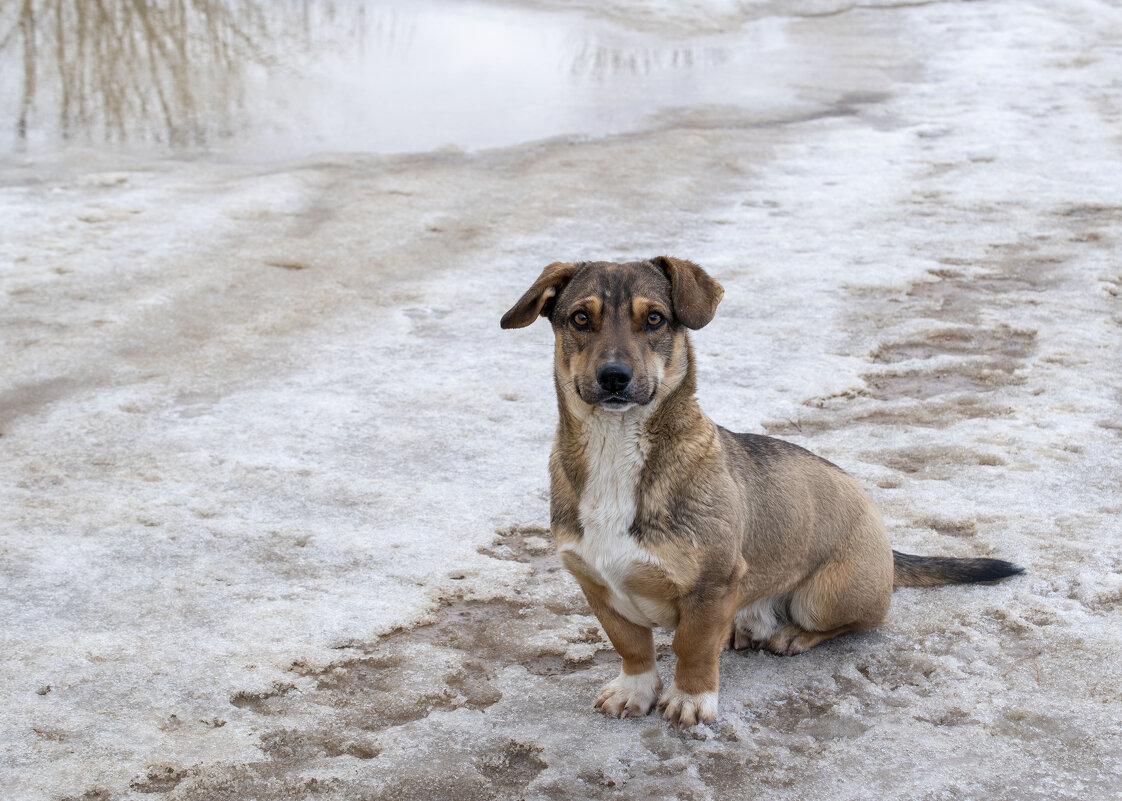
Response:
501,257,1022,728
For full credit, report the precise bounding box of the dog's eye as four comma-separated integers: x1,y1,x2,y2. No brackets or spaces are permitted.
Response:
646,311,665,328
571,311,590,329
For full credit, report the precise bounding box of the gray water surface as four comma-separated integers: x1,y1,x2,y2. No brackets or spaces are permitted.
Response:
0,0,895,160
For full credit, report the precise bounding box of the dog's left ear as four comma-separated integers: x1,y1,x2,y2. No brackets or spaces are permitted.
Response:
652,256,724,329
500,262,578,329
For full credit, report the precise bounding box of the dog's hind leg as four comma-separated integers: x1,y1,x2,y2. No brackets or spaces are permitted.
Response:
763,622,859,656
766,556,891,656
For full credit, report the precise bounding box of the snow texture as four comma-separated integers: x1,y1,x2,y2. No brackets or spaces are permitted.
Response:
1,1,1120,799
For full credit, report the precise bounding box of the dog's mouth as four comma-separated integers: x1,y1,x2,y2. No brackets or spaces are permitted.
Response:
599,395,634,410
574,381,656,411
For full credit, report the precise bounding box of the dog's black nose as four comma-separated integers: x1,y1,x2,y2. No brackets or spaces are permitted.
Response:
596,362,633,394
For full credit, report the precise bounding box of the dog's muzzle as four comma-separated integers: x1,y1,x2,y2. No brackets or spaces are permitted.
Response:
583,362,650,409
596,362,633,395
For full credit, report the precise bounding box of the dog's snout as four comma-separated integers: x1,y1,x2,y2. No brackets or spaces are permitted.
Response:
596,362,633,394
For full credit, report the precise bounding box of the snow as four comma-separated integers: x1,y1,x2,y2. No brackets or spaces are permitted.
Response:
1,0,1121,799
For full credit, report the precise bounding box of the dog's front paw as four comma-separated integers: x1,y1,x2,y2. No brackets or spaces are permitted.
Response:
657,685,718,728
594,669,662,718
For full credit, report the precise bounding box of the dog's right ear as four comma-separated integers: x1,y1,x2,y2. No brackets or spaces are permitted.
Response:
500,262,577,329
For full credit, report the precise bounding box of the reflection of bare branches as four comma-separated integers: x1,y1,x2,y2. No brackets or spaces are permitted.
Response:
365,7,416,59
0,2,736,153
566,40,729,79
16,0,35,141
0,0,369,150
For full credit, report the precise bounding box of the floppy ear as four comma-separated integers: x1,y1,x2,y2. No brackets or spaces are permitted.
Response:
500,262,577,329
651,256,724,329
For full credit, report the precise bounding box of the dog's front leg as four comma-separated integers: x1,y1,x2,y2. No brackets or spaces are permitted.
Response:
658,586,737,727
570,577,661,718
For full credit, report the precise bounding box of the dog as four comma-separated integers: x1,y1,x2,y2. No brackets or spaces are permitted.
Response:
501,257,1023,727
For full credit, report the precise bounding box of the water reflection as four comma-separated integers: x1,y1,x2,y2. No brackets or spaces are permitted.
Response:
2,0,362,150
0,0,792,158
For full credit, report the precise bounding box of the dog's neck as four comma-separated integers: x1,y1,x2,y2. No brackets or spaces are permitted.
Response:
553,337,711,497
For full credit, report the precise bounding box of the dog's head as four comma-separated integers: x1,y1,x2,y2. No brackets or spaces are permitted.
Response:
500,257,724,411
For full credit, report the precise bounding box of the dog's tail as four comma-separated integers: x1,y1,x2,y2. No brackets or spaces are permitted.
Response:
893,550,1024,587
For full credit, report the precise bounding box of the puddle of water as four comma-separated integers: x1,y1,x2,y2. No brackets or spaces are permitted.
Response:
0,0,828,160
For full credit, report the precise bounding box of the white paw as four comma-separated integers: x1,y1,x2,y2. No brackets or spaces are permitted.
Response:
657,684,718,728
594,669,662,718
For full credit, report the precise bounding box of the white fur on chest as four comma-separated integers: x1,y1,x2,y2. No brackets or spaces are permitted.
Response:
559,408,665,627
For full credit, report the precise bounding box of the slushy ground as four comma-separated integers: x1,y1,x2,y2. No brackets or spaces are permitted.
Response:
1,1,1120,799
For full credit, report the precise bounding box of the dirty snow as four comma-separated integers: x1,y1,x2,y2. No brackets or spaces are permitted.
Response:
1,1,1121,799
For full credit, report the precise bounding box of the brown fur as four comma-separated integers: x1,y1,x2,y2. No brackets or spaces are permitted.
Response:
501,257,1023,727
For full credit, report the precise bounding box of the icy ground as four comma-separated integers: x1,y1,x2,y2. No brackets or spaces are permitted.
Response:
2,1,1121,799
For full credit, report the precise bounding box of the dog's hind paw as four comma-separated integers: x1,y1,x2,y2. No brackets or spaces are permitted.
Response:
764,622,854,655
594,669,662,718
657,685,718,728
731,626,764,651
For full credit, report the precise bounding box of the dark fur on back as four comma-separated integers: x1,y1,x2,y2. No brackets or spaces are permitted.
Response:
730,432,846,474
